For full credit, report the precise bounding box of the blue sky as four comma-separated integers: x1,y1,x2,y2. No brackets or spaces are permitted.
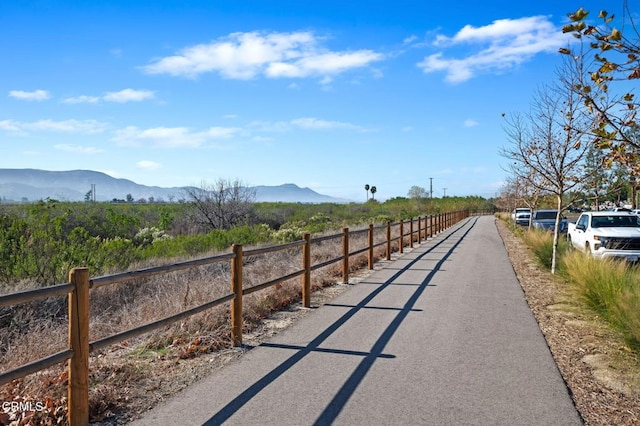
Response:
0,1,610,201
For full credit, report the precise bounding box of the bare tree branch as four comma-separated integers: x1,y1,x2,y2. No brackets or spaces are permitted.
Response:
183,179,256,231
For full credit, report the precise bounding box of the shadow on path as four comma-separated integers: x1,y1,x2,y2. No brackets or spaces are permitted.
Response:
204,217,478,426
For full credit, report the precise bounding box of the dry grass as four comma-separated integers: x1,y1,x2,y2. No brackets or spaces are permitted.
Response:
1,226,399,423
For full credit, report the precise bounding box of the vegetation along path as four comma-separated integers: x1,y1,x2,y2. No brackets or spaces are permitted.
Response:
132,215,581,425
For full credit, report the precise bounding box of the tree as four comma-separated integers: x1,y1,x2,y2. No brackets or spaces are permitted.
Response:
501,63,590,273
407,185,428,199
503,174,545,229
370,186,377,200
562,4,640,197
364,184,370,201
183,178,256,231
126,193,134,203
579,143,622,210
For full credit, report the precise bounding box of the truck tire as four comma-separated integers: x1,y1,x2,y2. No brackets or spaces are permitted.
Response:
585,242,593,256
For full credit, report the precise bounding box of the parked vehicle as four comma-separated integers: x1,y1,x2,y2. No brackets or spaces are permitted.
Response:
531,209,568,233
567,211,640,261
511,208,531,226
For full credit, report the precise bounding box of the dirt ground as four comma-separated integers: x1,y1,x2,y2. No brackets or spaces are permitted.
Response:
12,216,638,425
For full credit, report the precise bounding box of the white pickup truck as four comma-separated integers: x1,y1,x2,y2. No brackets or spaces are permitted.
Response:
567,211,640,261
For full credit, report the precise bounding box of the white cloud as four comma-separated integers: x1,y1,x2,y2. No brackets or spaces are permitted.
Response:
30,119,106,133
266,50,384,78
464,119,479,127
418,16,570,83
251,136,272,143
103,89,155,103
291,117,368,132
136,160,162,170
112,125,240,148
403,35,419,45
0,119,107,134
54,144,105,154
142,31,383,80
62,89,154,104
62,95,101,104
248,120,291,132
0,120,23,132
249,117,370,133
9,90,50,101
205,126,241,139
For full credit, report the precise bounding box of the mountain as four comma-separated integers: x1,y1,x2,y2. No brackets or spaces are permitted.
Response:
0,169,346,204
253,184,342,203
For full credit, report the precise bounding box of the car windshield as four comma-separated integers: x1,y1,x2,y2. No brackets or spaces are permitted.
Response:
591,215,640,228
534,211,557,220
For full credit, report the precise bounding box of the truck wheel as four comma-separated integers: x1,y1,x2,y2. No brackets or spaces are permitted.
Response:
585,242,593,257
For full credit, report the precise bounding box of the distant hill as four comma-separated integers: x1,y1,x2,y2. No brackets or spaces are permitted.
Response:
253,183,342,203
0,169,346,204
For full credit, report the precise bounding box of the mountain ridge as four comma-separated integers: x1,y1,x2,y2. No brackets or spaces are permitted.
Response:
0,169,347,203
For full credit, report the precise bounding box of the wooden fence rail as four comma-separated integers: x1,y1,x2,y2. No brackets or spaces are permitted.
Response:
0,209,472,425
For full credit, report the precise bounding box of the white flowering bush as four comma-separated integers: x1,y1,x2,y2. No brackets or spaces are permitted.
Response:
133,226,173,247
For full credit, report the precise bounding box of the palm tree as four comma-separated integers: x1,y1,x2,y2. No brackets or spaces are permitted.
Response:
370,186,377,200
364,184,370,201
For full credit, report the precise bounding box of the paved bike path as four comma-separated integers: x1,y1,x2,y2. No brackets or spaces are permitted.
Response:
132,216,582,425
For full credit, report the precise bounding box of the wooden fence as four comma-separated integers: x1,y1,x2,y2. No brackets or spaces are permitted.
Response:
0,210,470,425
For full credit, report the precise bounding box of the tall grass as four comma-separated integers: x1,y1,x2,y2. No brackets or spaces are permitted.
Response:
522,229,570,271
561,252,640,351
513,219,640,352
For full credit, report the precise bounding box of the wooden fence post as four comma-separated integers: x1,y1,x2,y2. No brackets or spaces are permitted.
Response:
417,216,422,244
231,244,243,347
302,233,311,308
410,218,414,248
386,221,391,260
429,215,434,238
68,267,90,426
368,224,374,270
342,227,349,284
399,220,404,253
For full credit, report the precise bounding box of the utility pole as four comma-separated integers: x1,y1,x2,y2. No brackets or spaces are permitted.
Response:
429,177,433,199
443,187,447,197
91,184,96,202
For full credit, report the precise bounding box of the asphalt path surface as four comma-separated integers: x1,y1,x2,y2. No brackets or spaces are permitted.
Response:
132,215,582,425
